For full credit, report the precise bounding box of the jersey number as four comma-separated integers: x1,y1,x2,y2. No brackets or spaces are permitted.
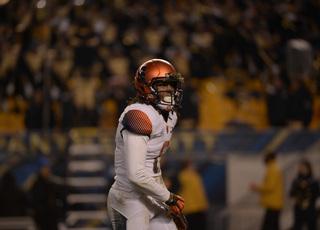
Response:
153,141,170,173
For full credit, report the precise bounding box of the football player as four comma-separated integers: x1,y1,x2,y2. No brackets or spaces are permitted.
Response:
107,59,187,230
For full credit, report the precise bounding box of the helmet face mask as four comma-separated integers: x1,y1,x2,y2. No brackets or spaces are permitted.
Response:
153,78,183,104
134,59,183,111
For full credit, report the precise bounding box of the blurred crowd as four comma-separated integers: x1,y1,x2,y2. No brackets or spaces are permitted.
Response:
0,157,67,230
0,0,320,131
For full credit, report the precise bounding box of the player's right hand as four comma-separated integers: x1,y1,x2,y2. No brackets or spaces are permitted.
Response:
165,193,184,214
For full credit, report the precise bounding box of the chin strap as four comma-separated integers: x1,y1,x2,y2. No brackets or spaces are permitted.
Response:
156,103,173,111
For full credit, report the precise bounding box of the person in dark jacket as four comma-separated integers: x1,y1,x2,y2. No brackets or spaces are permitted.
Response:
0,171,31,216
24,88,55,131
290,159,320,230
266,76,288,127
30,157,66,230
286,79,313,128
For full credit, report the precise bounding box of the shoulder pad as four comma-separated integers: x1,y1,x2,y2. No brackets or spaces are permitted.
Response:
122,110,152,135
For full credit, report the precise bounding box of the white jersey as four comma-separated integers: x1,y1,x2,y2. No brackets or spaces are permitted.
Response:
111,102,177,203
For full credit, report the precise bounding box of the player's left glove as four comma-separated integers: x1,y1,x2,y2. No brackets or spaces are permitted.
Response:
165,193,184,214
168,211,188,230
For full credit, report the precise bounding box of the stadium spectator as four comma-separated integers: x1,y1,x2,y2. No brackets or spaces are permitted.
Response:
178,159,209,230
286,79,313,128
29,157,66,230
24,87,55,131
289,159,320,230
67,66,101,127
0,171,31,217
266,76,288,127
250,151,284,230
177,78,200,129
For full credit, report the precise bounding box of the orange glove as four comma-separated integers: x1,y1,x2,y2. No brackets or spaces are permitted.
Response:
168,211,188,230
165,193,184,214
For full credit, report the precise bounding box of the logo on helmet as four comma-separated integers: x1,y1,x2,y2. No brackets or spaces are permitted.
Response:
137,66,147,83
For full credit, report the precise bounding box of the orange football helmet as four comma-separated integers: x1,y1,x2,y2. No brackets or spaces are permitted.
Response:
134,59,183,110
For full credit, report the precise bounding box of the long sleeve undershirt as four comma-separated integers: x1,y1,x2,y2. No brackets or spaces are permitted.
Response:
123,130,171,203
